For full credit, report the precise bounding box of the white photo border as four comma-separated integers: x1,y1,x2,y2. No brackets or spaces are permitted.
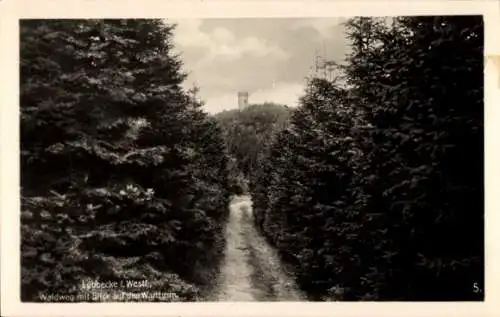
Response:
1,1,499,316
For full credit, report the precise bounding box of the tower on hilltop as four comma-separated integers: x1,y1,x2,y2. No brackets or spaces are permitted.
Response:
238,91,249,110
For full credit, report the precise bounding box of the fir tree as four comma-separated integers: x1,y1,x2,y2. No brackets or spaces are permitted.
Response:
21,19,231,301
252,16,483,301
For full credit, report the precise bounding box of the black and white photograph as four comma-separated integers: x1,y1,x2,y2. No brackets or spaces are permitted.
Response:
2,1,498,315
17,15,485,303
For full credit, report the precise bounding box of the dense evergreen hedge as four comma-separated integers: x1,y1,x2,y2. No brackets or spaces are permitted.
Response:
252,16,484,301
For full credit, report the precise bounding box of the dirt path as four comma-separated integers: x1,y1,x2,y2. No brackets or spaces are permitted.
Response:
215,195,305,301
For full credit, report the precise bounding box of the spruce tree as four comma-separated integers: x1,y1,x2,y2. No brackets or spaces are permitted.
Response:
343,16,483,300
253,16,483,301
21,19,231,301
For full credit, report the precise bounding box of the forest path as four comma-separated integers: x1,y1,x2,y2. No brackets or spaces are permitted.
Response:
214,195,305,301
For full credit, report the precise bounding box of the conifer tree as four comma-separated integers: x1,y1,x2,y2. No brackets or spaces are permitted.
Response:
342,16,484,300
215,103,291,190
21,19,231,301
253,16,483,301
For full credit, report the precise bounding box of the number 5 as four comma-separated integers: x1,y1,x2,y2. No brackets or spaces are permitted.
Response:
473,282,481,293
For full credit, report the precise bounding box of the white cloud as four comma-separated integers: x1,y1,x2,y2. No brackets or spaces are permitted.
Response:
167,18,349,115
171,19,289,65
291,18,345,38
172,19,209,49
212,27,235,43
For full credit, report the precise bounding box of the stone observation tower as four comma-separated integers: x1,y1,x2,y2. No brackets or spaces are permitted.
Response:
238,91,249,110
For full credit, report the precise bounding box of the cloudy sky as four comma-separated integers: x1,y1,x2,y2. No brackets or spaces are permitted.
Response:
169,18,350,114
